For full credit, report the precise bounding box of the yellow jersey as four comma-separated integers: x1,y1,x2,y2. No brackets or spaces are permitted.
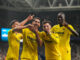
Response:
21,28,38,60
6,29,23,60
51,24,75,60
40,31,61,60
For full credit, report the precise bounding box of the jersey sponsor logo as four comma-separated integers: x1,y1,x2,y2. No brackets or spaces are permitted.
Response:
55,32,64,34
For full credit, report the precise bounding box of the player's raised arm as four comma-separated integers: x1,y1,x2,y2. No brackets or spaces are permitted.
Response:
20,14,34,26
12,24,33,32
62,21,79,37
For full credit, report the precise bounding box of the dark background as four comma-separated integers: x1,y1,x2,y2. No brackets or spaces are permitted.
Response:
0,8,80,60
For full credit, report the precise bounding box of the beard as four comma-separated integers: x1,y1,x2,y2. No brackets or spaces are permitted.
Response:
34,24,39,28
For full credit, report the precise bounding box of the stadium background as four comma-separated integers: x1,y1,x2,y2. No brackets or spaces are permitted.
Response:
0,0,80,60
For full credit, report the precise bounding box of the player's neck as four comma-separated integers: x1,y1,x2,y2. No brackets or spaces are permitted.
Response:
59,24,63,27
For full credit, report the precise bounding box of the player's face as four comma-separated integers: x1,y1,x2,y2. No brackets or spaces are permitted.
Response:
57,14,64,24
43,23,51,31
12,21,19,28
32,19,40,28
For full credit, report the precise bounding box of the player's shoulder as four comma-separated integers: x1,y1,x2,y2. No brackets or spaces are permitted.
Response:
39,31,46,35
52,24,59,28
68,24,73,27
51,24,59,30
22,28,29,31
54,24,59,26
8,29,13,35
67,24,74,30
40,31,44,33
22,28,30,34
8,29,12,33
38,31,41,34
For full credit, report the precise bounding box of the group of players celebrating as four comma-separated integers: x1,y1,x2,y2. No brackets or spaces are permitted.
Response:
6,12,79,60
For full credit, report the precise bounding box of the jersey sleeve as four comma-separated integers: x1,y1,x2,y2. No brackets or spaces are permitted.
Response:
51,25,57,33
48,33,59,43
67,24,76,35
8,29,13,42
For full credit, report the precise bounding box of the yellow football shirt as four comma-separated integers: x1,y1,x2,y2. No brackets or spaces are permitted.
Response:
21,28,38,60
51,24,75,60
6,29,23,60
40,31,61,60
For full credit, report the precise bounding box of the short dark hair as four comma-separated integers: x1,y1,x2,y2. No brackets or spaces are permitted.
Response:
33,17,40,21
31,17,40,23
58,12,65,17
9,19,19,26
42,20,52,26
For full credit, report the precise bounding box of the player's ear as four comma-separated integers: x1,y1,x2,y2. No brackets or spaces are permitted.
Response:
12,23,15,28
12,24,14,28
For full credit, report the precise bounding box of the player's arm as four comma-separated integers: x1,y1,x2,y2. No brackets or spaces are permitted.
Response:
19,15,34,26
32,29,43,47
48,33,59,43
45,28,59,43
66,26,79,37
12,24,33,32
63,21,79,37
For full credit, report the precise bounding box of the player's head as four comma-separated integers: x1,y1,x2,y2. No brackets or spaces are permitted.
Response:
57,12,65,24
32,17,40,28
42,20,51,31
10,19,20,28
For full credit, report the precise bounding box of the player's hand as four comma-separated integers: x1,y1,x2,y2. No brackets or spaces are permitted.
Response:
26,24,34,28
62,21,68,27
26,24,38,33
27,14,34,21
45,28,51,35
